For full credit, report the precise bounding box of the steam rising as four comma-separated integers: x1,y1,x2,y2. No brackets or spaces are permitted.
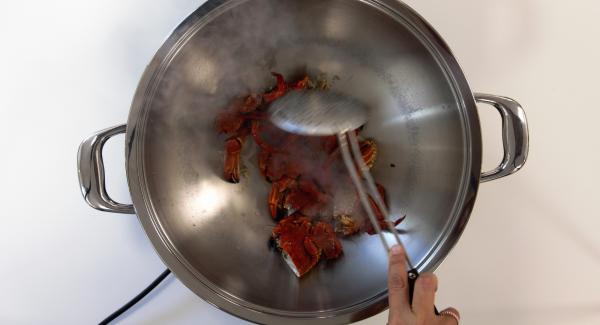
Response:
146,0,403,227
143,0,453,232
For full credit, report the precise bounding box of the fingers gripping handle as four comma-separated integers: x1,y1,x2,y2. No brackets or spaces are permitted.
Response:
407,269,440,315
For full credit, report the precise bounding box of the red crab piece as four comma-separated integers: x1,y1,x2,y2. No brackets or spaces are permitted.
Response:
216,94,262,135
223,137,243,183
360,139,378,169
216,111,244,135
321,135,338,154
269,177,296,219
311,222,343,259
239,94,262,113
251,120,296,153
258,149,271,179
263,72,288,103
323,135,378,172
289,75,310,90
259,149,296,181
364,183,405,234
272,216,321,277
284,178,330,218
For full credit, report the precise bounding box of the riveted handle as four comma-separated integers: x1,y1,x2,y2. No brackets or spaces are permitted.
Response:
407,269,440,315
77,124,135,214
475,94,529,182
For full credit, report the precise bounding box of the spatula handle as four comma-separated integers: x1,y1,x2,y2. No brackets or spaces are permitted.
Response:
407,269,440,315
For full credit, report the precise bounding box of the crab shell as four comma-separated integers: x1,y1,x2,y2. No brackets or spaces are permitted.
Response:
223,137,243,183
272,216,321,277
359,139,378,169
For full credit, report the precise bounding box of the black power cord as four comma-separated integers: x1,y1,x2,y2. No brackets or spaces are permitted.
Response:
99,269,172,325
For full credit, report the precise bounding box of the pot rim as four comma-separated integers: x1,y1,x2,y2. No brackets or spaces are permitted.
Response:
124,0,481,323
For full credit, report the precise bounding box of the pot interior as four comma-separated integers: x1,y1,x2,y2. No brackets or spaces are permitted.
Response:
136,0,473,317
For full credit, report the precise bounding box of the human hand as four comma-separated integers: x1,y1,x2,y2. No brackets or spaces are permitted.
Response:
387,246,460,325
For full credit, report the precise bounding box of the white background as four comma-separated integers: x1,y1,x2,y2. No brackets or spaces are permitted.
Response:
1,0,599,324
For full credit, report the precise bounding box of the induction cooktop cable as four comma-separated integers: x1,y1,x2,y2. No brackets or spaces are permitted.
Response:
98,269,171,325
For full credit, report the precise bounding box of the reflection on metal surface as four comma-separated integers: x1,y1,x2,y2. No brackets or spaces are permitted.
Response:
382,104,450,126
323,8,348,40
187,55,218,94
190,178,230,218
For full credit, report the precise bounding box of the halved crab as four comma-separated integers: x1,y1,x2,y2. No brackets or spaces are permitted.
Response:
272,216,321,277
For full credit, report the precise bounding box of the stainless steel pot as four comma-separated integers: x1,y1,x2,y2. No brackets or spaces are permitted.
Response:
78,0,529,324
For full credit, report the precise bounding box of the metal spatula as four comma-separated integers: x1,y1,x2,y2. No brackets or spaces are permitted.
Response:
269,90,425,295
270,90,406,250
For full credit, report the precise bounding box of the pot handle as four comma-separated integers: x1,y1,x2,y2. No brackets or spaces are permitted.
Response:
475,93,529,182
77,124,135,214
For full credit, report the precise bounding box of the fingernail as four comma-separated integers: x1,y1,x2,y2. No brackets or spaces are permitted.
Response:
390,245,403,256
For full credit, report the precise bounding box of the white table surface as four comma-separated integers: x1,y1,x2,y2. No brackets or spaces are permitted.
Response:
1,0,599,324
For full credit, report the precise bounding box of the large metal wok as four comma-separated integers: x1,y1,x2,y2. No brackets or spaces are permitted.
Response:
78,0,529,324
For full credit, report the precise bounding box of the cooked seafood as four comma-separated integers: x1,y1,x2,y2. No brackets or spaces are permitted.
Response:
215,73,403,276
272,216,321,277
